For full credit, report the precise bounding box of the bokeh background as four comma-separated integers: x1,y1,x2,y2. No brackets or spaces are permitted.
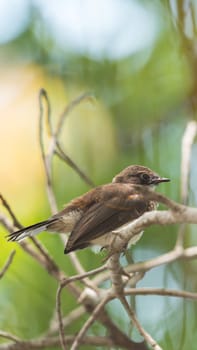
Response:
0,0,197,349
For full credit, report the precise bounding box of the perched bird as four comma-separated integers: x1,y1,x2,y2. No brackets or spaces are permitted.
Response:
7,165,170,253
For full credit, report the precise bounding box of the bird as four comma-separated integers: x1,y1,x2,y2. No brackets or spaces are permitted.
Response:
7,165,170,253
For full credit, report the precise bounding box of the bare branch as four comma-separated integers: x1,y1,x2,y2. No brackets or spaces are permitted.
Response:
29,237,60,277
0,192,61,279
0,195,64,283
0,251,15,279
180,120,197,205
38,89,95,289
0,214,15,233
70,295,110,350
176,120,197,248
55,142,95,187
38,89,58,214
48,306,85,336
0,194,22,229
0,204,81,298
39,89,95,190
113,205,197,255
124,287,197,300
55,264,107,349
0,331,21,343
38,88,53,135
54,92,94,138
39,89,97,323
96,244,197,286
120,296,162,350
190,1,197,36
0,196,63,281
56,284,67,350
60,265,107,287
107,253,161,350
0,335,114,350
125,246,197,275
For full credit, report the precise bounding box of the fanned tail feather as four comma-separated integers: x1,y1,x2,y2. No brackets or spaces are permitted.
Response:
7,219,57,242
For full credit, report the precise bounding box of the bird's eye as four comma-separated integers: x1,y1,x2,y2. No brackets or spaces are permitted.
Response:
140,173,150,183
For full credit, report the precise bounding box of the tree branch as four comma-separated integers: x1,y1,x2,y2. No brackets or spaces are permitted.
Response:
0,251,15,279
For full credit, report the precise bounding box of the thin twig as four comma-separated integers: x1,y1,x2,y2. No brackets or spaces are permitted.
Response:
39,88,53,135
0,331,21,342
0,209,81,297
39,89,89,338
0,251,15,279
190,1,197,36
48,306,85,336
94,246,186,286
41,89,95,187
38,89,58,214
55,142,95,187
124,287,197,300
0,196,60,278
56,264,106,349
0,214,15,233
0,194,22,229
108,253,161,350
180,120,197,205
60,265,107,287
70,295,110,350
125,246,197,275
120,297,162,350
176,120,197,248
39,89,95,195
55,92,94,138
30,237,60,276
62,255,106,291
0,335,114,350
68,252,87,279
0,196,63,281
38,89,94,280
56,284,67,350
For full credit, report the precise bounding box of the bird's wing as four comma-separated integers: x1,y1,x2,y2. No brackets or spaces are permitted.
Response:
65,191,148,253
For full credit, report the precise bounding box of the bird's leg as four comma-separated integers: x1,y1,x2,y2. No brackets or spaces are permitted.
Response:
101,236,132,280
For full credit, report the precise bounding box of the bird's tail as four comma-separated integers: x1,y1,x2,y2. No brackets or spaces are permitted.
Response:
7,218,57,242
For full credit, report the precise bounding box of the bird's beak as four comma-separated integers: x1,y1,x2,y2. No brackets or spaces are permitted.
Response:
151,177,170,185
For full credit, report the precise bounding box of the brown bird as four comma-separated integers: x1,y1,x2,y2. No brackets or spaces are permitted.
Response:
7,165,170,253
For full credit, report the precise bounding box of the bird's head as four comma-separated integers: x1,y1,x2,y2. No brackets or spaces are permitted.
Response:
112,165,170,188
